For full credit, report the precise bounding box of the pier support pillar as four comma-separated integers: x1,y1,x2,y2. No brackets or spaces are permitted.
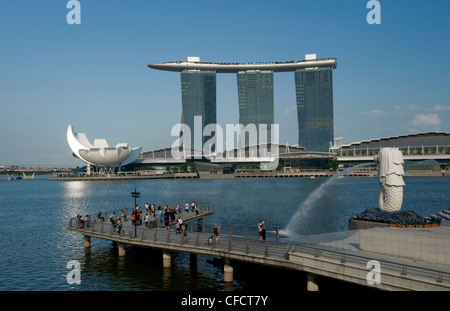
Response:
163,251,171,268
84,235,91,248
307,273,319,291
118,243,126,257
224,259,233,283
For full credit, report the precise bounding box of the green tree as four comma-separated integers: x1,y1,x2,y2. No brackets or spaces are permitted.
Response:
179,164,188,172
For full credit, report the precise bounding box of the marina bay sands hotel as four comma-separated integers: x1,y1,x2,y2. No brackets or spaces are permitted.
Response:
148,55,337,152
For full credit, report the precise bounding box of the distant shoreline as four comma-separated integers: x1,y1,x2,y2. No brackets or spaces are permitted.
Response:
47,171,448,181
2,168,448,181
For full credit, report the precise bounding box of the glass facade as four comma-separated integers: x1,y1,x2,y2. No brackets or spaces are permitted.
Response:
180,71,216,151
295,68,334,152
237,71,274,147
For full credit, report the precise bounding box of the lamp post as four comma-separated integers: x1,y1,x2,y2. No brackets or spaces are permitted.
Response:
131,188,140,237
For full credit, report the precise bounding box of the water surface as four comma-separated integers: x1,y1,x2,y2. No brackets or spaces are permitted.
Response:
0,175,448,291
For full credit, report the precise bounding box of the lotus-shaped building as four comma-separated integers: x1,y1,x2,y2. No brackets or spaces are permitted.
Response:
67,125,142,172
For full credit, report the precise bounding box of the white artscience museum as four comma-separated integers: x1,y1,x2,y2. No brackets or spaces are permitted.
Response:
67,125,142,174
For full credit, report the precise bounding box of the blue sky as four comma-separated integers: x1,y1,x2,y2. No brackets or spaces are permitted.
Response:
1,0,449,166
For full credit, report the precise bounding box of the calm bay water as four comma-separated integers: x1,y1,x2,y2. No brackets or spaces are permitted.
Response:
0,175,449,291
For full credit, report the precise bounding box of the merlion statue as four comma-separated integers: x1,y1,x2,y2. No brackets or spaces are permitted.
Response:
374,148,405,212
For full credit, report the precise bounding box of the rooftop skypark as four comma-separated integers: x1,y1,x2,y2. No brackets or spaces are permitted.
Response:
148,55,337,73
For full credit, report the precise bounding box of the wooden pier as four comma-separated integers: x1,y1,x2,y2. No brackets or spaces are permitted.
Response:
67,210,450,291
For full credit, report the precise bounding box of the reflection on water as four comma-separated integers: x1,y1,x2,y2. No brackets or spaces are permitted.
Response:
0,176,448,290
63,180,89,199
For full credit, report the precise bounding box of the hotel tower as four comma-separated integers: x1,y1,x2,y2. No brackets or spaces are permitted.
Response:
149,55,337,152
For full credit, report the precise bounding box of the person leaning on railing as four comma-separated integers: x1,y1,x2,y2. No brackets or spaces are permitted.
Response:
258,221,266,240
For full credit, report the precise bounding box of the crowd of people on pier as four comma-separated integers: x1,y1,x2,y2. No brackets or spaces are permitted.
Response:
89,201,202,232
76,214,91,229
75,201,267,242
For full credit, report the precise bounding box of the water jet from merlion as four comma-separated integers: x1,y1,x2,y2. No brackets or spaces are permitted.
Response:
282,163,369,239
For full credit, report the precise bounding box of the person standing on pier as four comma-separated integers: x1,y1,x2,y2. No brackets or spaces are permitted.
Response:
144,213,149,227
116,218,122,234
97,212,105,222
164,212,170,229
195,203,199,215
181,224,188,244
159,207,164,226
85,215,91,228
176,217,183,234
151,204,156,217
110,212,117,232
258,221,266,240
131,210,136,226
110,212,116,224
175,219,181,234
213,224,221,245
123,207,128,222
170,206,176,223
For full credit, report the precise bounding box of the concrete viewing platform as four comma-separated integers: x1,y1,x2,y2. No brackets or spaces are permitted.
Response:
67,207,450,291
294,221,450,291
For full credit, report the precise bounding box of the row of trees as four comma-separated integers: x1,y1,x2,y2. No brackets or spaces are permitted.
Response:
165,163,196,173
